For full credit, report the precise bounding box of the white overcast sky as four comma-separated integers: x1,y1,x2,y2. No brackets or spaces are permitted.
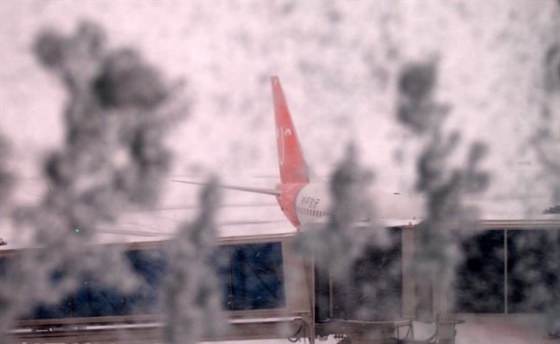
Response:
0,2,559,343
1,0,559,244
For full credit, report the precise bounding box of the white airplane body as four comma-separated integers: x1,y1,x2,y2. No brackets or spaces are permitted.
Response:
176,76,423,229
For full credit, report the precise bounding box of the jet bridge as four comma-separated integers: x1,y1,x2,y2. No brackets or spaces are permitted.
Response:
2,227,465,344
1,234,314,343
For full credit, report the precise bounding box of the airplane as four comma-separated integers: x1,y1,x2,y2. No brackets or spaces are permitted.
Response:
174,76,424,230
0,237,6,246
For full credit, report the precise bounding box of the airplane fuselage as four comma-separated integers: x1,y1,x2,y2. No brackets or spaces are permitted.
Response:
277,182,331,227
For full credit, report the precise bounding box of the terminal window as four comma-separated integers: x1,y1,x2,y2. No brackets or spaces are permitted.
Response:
8,240,286,322
220,241,286,311
453,228,559,314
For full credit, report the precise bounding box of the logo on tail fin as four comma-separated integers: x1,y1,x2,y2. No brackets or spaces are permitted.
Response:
277,127,293,167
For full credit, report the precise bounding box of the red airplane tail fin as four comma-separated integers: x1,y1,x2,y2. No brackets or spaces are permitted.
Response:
271,76,309,185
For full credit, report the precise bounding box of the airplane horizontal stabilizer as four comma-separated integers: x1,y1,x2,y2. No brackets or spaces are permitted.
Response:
172,180,281,196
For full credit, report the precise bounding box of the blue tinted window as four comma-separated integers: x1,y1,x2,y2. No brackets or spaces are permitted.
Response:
220,242,285,311
13,240,286,321
507,229,559,313
454,230,505,313
125,249,167,315
454,229,559,314
72,279,126,317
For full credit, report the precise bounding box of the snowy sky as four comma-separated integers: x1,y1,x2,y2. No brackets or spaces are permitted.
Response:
0,2,559,343
1,0,559,241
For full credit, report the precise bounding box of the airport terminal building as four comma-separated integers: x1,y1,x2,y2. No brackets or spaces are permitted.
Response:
2,204,559,344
